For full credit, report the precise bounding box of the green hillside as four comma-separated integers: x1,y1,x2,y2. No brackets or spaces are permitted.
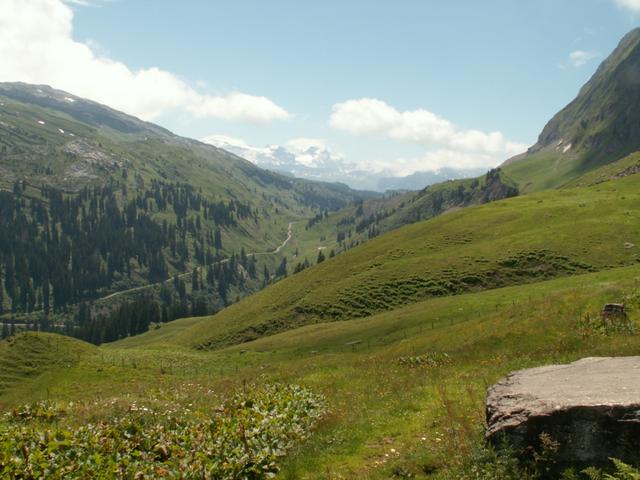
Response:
3,264,640,478
503,28,640,192
0,332,94,397
278,168,518,276
2,162,640,478
118,169,640,350
5,26,640,480
0,82,375,343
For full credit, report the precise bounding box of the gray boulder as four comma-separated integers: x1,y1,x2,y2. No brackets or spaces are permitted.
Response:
486,357,640,468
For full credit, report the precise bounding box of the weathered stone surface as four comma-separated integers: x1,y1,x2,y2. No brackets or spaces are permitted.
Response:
486,357,640,468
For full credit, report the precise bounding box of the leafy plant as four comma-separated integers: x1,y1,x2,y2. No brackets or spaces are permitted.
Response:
398,352,452,368
583,458,640,480
0,384,325,479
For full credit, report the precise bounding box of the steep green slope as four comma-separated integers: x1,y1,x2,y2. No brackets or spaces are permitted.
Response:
0,82,369,210
117,169,640,350
503,28,640,192
0,82,374,342
566,150,640,188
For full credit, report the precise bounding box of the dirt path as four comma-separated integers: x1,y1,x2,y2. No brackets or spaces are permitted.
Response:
98,221,295,303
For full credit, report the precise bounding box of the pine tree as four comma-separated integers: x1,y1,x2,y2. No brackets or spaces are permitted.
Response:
214,227,223,251
263,265,270,285
317,250,326,264
191,269,199,291
275,257,288,277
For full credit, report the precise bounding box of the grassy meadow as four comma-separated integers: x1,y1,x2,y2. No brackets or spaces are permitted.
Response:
2,264,640,478
119,170,640,351
3,165,640,477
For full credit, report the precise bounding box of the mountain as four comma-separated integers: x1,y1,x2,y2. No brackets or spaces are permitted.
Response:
203,134,482,192
6,29,640,480
119,157,640,351
292,27,640,244
0,82,374,343
503,28,640,191
4,150,640,478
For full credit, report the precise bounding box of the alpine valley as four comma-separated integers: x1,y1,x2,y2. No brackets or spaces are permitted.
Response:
2,19,640,480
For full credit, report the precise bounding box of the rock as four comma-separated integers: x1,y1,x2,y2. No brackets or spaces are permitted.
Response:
486,357,640,469
602,303,626,320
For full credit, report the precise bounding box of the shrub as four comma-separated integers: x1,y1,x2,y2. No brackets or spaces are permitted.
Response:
0,384,325,479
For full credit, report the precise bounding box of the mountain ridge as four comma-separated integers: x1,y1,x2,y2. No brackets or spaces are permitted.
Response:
503,28,640,191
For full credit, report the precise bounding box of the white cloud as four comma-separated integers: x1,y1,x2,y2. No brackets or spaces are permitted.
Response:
187,92,290,123
357,150,499,177
568,50,599,67
330,98,455,144
0,0,291,123
330,97,527,157
286,138,327,151
616,0,640,12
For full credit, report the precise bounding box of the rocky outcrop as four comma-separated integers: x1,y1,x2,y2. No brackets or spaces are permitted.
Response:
486,357,640,468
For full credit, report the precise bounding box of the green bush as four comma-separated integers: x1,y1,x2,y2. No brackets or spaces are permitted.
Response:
0,384,325,479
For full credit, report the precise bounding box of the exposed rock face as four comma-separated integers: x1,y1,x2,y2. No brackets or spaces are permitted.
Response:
486,357,640,468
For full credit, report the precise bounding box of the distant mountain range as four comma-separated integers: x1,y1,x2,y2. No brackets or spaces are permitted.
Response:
202,134,484,192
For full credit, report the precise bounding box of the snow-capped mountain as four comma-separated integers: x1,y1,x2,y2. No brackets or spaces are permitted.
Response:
202,135,484,192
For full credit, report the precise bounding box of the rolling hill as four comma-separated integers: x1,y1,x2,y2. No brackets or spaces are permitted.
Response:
3,172,640,477
112,155,640,352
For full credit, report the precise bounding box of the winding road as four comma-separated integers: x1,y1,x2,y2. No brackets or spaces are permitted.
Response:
98,221,295,303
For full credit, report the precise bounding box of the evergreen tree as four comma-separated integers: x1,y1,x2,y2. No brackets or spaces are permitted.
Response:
263,265,270,285
275,257,288,277
317,250,326,264
214,227,223,250
191,269,200,291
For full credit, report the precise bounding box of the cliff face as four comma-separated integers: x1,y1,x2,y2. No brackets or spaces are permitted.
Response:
535,28,640,163
503,29,640,191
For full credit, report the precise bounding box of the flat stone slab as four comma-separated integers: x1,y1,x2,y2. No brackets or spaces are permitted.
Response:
486,357,640,467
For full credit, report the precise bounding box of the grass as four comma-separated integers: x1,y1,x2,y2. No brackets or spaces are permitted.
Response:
120,170,640,351
3,110,640,476
0,83,377,323
3,265,640,478
0,333,94,394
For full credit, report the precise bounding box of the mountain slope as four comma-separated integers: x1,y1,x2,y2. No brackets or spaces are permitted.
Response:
503,28,640,192
115,168,640,351
0,82,374,343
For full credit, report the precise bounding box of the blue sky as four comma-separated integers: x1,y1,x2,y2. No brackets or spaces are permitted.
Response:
2,0,640,182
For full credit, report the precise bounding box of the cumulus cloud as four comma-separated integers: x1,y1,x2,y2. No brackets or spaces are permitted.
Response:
187,93,290,123
329,97,527,163
616,0,640,12
0,0,291,123
359,150,498,177
569,50,599,67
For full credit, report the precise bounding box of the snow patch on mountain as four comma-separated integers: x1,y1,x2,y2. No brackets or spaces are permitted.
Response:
202,135,485,192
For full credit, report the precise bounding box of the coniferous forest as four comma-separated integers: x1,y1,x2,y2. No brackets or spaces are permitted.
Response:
0,179,266,344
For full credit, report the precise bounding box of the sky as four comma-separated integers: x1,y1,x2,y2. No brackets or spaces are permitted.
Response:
1,0,640,186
